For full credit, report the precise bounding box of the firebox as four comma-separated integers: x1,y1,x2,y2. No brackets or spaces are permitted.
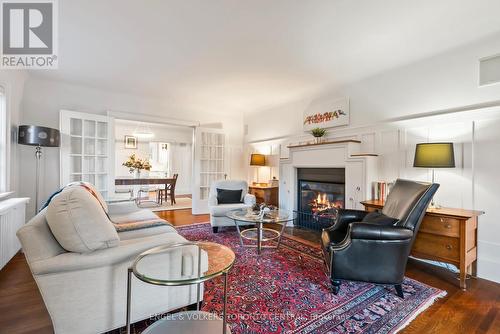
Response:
295,168,345,230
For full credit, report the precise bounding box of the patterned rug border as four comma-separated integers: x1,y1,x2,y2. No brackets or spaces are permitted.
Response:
175,221,448,334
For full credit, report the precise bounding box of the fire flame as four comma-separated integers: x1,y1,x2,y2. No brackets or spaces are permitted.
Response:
310,192,342,213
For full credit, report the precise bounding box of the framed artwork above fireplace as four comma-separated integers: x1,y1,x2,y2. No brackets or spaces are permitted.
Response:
303,97,350,131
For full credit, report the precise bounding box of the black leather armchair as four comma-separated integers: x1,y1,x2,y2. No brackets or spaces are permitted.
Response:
321,179,439,298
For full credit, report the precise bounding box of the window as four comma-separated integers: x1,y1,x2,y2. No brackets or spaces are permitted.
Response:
0,86,7,194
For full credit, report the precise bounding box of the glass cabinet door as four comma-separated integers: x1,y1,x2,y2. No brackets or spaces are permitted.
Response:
192,128,226,214
60,110,114,199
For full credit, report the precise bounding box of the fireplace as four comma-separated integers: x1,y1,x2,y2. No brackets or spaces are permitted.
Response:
295,168,345,230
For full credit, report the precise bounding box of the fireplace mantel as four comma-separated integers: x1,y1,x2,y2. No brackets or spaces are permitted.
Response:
279,140,378,214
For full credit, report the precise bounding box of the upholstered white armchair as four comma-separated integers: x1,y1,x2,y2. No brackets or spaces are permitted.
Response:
208,180,256,233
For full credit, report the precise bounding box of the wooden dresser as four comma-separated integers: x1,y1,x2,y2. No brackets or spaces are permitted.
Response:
361,200,484,290
249,185,279,207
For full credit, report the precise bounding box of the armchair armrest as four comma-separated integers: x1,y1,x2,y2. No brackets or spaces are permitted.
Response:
349,223,413,240
244,193,256,206
208,195,218,207
324,209,368,232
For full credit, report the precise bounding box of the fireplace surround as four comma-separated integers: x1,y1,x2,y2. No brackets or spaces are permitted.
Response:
296,168,345,230
279,140,378,226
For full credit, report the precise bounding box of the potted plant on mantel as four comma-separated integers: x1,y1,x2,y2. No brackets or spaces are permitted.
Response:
311,127,327,144
122,153,152,178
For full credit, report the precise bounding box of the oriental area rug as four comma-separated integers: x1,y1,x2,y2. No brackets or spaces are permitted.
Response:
170,223,446,334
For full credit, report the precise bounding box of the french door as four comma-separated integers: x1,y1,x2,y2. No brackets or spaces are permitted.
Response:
192,127,226,214
59,110,115,198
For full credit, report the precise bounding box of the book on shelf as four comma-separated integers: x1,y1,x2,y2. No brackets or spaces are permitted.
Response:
372,181,395,201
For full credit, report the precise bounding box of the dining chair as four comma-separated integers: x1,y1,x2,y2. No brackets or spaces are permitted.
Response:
158,174,178,205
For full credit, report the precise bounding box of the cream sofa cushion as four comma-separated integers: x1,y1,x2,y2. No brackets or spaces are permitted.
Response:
67,181,108,213
46,186,119,253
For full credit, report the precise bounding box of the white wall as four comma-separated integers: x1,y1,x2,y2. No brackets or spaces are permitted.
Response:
0,71,27,196
244,32,500,142
19,76,245,216
244,33,500,284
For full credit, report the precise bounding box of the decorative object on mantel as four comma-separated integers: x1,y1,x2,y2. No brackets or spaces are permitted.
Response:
122,153,152,177
18,125,60,213
124,135,137,149
311,127,327,144
303,97,350,131
413,142,455,208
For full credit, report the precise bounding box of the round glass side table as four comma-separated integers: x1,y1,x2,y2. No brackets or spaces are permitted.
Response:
126,241,235,334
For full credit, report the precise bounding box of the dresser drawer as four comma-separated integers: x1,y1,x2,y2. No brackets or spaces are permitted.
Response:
412,232,460,262
419,215,460,237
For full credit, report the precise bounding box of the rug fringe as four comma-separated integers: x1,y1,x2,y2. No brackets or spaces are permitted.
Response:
392,290,448,333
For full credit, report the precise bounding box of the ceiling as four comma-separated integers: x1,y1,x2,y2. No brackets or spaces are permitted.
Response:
31,0,500,115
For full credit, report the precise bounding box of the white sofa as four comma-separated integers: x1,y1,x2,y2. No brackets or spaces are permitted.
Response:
17,186,207,334
208,180,256,233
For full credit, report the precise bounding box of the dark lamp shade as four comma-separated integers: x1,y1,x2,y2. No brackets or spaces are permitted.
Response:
413,143,455,168
250,153,266,166
18,125,60,147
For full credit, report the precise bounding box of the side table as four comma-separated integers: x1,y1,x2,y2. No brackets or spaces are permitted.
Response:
126,241,235,333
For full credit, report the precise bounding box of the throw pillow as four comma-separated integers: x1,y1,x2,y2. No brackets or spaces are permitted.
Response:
217,188,243,204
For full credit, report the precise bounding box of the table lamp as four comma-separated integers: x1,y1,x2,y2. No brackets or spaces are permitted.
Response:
250,154,266,185
413,142,455,208
18,125,60,213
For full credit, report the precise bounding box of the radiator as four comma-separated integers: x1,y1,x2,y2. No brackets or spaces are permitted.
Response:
0,198,29,270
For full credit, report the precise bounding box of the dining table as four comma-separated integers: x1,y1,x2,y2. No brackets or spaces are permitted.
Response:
114,177,177,204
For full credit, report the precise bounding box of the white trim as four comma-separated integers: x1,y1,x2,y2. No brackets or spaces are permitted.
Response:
107,110,200,128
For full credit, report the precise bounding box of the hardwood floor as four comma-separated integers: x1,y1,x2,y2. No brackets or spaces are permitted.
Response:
0,209,498,333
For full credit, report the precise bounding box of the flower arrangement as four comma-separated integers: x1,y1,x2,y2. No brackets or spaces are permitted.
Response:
122,154,152,174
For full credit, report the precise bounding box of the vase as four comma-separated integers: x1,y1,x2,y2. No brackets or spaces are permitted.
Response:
314,137,323,144
135,170,141,178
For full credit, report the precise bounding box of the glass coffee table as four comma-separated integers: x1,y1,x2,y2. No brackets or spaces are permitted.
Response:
126,241,235,334
226,209,296,254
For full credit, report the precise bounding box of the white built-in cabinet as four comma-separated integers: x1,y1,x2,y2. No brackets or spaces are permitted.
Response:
192,127,226,214
60,110,115,198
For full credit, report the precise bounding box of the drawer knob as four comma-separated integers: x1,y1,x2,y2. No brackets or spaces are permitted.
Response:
445,224,452,229
445,244,452,250
440,218,446,223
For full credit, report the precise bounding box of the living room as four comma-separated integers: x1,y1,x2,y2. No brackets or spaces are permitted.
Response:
1,1,499,333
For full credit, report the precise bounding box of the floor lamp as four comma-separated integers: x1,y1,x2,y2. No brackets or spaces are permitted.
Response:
18,125,60,213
